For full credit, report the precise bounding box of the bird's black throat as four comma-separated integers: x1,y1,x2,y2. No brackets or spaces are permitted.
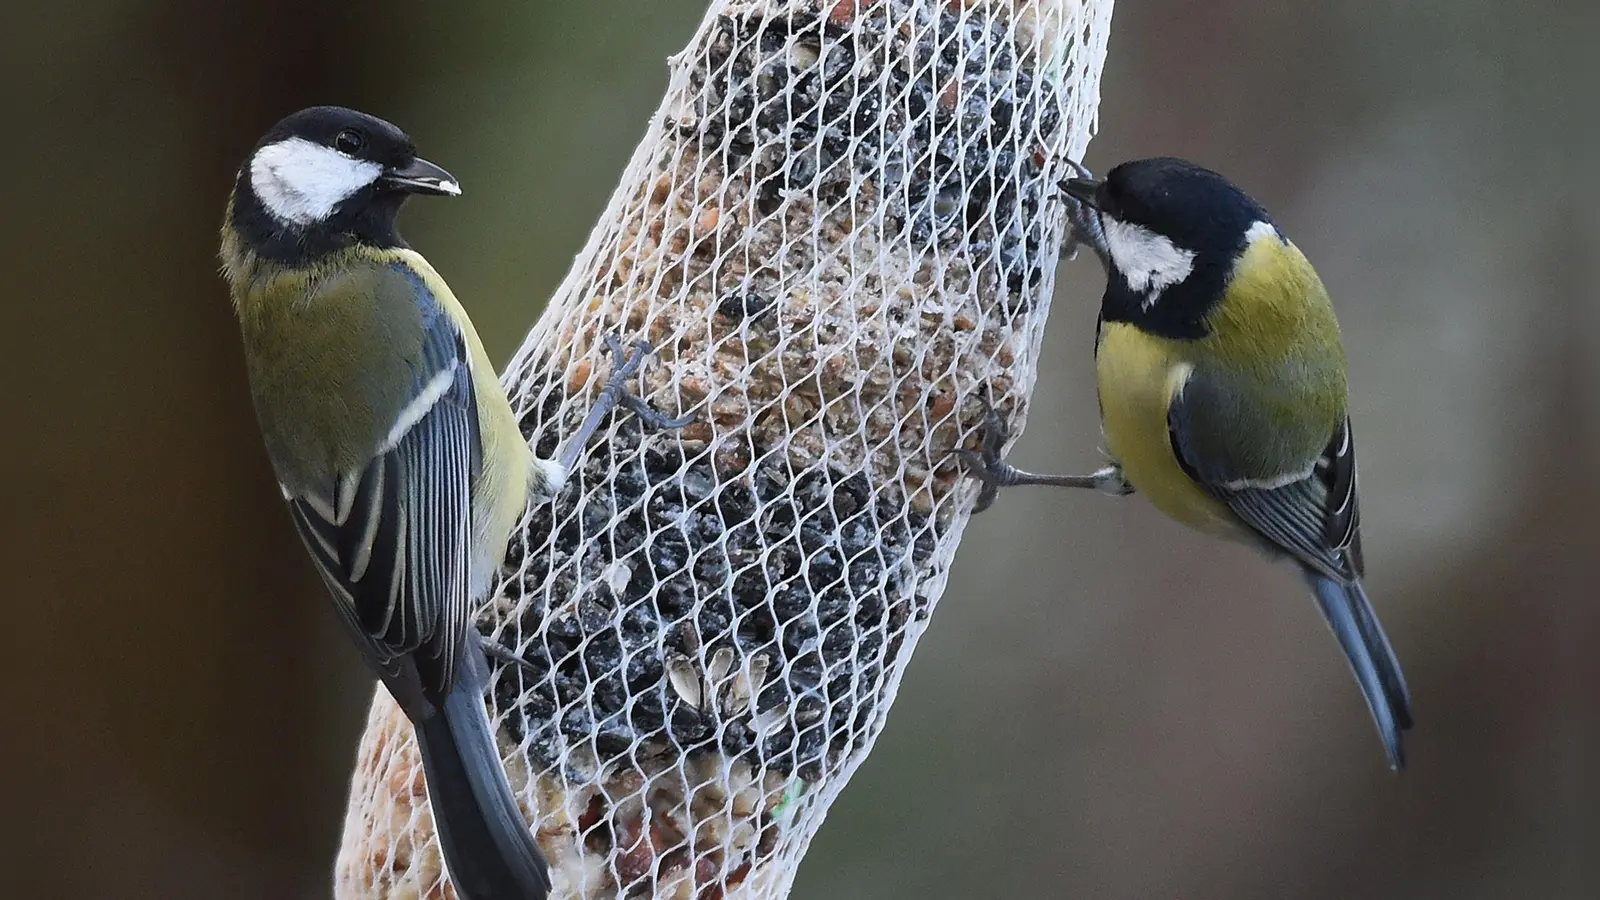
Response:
1097,257,1229,341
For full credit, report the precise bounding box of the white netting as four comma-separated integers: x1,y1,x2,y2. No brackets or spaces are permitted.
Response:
336,1,1111,896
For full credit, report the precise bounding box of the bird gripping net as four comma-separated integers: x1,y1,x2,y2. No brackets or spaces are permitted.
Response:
336,1,1112,896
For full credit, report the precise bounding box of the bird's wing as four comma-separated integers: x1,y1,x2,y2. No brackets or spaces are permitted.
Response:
284,288,483,699
1167,366,1360,583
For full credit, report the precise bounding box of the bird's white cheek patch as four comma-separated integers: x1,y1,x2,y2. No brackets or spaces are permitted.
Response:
1102,216,1197,307
250,137,382,226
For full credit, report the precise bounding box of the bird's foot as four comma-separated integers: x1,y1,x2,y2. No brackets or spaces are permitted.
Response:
1059,158,1110,267
948,397,1017,513
554,334,694,472
950,398,1133,513
598,334,696,431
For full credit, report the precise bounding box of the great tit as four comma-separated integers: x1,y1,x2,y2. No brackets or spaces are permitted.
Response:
220,106,688,898
963,157,1413,770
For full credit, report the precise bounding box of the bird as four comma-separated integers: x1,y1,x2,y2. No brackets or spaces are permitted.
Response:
219,105,690,898
960,156,1413,770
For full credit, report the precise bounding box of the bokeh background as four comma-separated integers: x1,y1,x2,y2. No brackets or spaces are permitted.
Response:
2,1,1595,897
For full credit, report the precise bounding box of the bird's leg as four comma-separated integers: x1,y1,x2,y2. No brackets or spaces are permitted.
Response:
553,334,694,473
951,398,1134,513
1059,158,1110,268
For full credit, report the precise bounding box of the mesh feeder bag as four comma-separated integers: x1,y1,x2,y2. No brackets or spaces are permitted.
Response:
335,0,1112,896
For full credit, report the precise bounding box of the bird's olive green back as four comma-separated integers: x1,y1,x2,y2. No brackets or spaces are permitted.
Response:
1195,236,1349,461
230,257,427,491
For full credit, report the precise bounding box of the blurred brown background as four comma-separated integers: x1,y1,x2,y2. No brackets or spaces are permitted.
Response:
1,2,1595,897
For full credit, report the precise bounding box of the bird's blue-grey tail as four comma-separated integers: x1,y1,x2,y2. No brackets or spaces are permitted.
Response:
414,651,551,900
1305,573,1413,770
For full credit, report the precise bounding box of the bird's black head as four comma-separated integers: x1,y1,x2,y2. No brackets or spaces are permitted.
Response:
228,106,459,264
1063,157,1282,339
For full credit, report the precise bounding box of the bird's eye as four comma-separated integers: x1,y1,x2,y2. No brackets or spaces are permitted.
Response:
334,129,366,155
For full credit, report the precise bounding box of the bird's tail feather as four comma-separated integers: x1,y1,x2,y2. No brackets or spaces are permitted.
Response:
1305,573,1413,770
415,650,551,900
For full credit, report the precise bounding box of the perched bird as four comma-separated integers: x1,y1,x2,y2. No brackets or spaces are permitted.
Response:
220,106,688,898
963,157,1412,769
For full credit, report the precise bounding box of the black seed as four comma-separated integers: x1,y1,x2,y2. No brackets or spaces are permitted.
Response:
594,716,637,756
716,291,777,322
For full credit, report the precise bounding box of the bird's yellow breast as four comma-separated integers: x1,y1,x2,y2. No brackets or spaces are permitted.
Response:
1096,323,1242,539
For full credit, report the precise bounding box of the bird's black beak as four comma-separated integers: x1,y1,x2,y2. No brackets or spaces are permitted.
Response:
378,157,461,196
1059,176,1102,208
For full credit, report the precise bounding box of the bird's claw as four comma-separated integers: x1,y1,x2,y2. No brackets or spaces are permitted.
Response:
951,449,1003,513
553,334,694,473
949,395,1134,511
947,397,1017,513
479,638,538,674
599,335,696,430
601,334,642,376
617,390,697,430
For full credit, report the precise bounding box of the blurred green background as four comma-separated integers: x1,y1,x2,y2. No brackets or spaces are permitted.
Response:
1,2,1595,897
